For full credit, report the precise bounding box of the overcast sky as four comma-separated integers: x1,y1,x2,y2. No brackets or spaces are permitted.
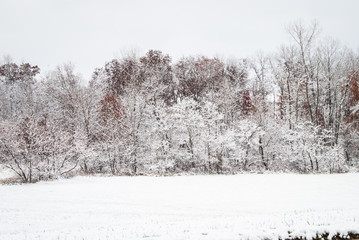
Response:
1,0,359,81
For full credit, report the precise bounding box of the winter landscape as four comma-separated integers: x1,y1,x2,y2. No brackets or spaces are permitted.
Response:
0,174,359,240
1,0,359,239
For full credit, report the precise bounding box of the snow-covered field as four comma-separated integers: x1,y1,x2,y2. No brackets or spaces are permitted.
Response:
0,174,359,240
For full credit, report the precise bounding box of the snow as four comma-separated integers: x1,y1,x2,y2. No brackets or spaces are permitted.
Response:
0,166,16,181
0,174,359,240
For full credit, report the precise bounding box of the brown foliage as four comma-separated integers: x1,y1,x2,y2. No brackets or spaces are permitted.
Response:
103,58,139,95
0,63,40,83
175,56,225,100
99,94,126,125
240,91,254,115
345,70,359,126
348,70,359,106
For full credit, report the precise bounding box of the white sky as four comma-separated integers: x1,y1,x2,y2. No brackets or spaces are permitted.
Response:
1,0,359,81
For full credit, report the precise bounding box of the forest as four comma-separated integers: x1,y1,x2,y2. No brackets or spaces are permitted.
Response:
1,22,359,183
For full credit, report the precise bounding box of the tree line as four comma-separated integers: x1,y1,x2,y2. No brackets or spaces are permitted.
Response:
1,21,359,182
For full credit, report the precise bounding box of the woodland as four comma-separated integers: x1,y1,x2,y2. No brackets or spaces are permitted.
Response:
1,22,359,183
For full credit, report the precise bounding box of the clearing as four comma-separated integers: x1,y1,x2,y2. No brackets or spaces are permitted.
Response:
0,174,359,239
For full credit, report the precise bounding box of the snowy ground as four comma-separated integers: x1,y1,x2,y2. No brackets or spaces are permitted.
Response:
0,166,16,181
0,174,359,240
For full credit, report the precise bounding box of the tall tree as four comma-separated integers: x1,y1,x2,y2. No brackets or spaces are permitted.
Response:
0,60,40,118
